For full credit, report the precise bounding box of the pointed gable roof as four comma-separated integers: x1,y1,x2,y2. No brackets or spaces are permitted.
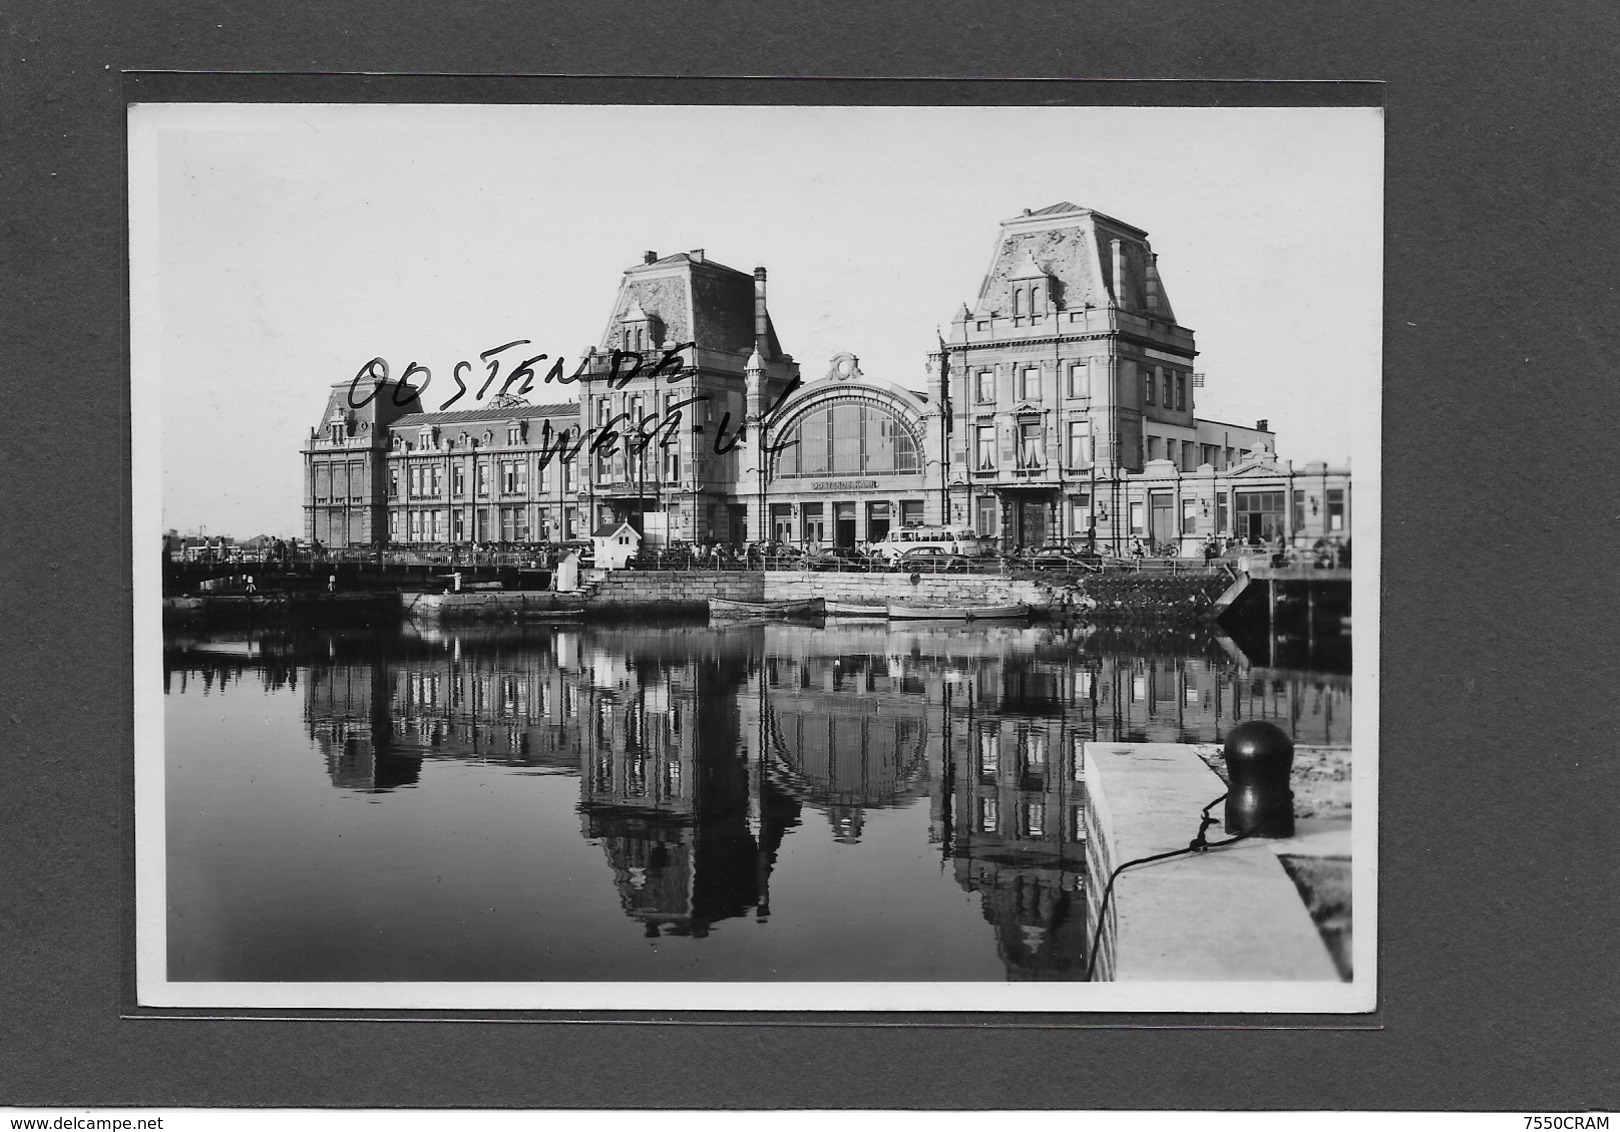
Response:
1007,248,1048,280
591,520,640,540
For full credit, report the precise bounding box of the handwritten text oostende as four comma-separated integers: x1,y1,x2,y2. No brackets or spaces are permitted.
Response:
345,342,799,464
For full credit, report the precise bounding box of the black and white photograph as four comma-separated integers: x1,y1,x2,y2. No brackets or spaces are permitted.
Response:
131,99,1380,1012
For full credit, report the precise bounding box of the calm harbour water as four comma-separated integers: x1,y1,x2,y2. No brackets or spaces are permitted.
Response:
163,617,1350,983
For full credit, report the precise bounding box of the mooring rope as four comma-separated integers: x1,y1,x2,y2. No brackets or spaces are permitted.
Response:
1083,790,1284,982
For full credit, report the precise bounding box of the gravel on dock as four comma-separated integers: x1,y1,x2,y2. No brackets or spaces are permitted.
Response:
1189,743,1352,821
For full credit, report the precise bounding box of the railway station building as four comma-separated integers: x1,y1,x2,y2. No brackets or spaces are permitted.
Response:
303,204,1350,555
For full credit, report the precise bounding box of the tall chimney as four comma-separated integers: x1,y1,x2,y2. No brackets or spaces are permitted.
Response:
754,266,769,357
1111,239,1128,310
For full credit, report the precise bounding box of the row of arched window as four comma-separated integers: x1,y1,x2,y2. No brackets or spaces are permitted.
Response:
775,401,922,478
1010,284,1050,319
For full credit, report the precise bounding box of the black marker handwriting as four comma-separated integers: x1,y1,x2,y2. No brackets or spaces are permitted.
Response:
345,343,799,467
346,340,698,416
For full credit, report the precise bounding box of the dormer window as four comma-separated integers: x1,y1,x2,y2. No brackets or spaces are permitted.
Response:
619,300,661,355
419,428,434,450
507,422,524,445
328,422,345,443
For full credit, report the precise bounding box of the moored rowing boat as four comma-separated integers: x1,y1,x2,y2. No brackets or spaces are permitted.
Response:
886,603,1029,621
709,597,826,620
825,602,887,617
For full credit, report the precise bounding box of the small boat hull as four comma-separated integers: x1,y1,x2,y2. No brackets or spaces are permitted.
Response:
886,603,1029,621
825,602,887,617
709,597,826,620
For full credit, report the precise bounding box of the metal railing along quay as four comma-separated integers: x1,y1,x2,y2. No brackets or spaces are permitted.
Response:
169,546,1294,582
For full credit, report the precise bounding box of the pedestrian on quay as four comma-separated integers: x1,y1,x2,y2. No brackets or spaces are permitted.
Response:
1271,531,1289,568
328,574,336,594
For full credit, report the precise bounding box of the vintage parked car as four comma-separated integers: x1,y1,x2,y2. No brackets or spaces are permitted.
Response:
893,548,971,573
806,546,873,572
1017,544,1103,570
869,525,992,565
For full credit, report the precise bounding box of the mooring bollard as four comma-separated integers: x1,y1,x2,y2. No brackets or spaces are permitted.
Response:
1221,720,1295,838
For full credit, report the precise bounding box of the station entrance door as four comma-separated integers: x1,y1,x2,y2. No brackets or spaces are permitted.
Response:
834,501,858,548
1149,491,1176,549
866,501,891,543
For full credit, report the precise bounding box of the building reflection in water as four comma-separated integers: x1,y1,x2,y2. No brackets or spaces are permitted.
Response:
163,618,1350,980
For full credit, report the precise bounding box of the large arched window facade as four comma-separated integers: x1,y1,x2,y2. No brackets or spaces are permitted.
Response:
774,400,921,478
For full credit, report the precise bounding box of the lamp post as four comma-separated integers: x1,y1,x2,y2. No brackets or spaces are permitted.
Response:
746,347,766,549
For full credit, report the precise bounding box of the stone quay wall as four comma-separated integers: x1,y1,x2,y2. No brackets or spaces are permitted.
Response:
578,568,1227,618
582,570,765,615
159,569,1232,622
770,570,1052,609
789,569,1228,619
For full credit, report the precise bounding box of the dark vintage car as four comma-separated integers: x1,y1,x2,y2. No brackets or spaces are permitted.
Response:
893,548,971,573
805,546,873,572
1016,544,1103,570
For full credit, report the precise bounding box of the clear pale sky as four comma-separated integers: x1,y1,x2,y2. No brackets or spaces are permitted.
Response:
131,103,1382,539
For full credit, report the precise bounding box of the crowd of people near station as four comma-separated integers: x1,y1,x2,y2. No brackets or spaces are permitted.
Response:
1163,533,1352,570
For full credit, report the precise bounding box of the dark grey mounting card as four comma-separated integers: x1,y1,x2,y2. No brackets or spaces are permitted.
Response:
131,98,1379,1014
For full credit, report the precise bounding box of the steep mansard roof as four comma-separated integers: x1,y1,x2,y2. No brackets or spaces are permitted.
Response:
971,204,1176,323
598,252,785,360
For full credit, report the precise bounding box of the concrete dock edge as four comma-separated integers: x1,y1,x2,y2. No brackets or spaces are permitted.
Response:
1082,742,1340,982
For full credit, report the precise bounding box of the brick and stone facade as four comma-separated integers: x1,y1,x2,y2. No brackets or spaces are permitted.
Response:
305,206,1350,555
930,201,1315,553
